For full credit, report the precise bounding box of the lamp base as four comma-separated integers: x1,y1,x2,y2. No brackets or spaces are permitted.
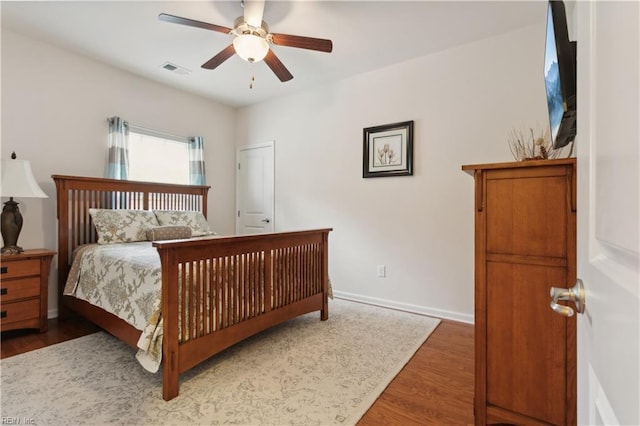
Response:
1,198,24,255
1,245,24,255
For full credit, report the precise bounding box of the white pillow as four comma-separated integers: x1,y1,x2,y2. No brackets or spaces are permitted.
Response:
152,210,215,237
89,209,159,244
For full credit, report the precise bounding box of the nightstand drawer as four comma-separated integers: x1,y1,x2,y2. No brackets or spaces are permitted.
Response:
1,299,40,325
0,259,40,279
0,277,40,302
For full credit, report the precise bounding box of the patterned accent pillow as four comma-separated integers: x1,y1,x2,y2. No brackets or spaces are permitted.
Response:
89,209,159,244
146,225,192,241
153,210,215,237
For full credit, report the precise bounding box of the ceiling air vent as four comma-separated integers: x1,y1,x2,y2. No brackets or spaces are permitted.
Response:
160,62,191,75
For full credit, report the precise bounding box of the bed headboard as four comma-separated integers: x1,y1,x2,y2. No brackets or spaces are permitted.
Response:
52,175,210,306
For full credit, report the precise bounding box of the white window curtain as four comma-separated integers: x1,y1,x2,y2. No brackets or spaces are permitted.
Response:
188,136,206,185
106,116,129,180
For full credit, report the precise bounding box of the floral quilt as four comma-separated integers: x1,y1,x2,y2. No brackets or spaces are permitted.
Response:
64,242,164,372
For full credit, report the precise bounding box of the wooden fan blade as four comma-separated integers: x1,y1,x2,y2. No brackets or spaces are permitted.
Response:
264,50,293,82
158,13,232,34
243,0,265,28
271,33,333,53
202,45,236,69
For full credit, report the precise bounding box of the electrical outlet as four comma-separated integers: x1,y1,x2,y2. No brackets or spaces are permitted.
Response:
377,265,386,278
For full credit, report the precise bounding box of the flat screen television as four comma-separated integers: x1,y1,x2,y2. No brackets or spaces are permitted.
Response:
544,0,577,149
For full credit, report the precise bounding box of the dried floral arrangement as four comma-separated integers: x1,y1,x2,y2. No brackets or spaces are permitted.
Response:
508,127,568,161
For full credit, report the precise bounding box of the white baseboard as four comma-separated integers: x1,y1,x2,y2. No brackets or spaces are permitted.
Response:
332,290,474,324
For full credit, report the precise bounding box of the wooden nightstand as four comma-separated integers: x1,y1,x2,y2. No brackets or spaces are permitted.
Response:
1,249,56,333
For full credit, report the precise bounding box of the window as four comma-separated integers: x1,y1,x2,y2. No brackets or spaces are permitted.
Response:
128,127,190,185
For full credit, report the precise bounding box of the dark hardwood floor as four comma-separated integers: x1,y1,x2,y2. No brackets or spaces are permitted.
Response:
1,317,474,425
1,317,101,358
359,320,474,425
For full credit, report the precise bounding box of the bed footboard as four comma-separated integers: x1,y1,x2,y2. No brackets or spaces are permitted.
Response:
154,229,331,400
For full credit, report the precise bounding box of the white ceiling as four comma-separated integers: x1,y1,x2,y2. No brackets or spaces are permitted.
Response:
1,1,546,108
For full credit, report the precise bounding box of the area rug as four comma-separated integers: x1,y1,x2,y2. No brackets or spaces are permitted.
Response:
1,299,440,425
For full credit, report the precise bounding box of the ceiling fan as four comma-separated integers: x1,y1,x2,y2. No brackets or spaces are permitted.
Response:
159,0,333,82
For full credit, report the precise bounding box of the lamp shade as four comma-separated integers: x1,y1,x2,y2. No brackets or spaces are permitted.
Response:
233,34,269,63
1,158,47,198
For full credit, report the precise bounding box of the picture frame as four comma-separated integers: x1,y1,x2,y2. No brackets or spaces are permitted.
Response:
363,120,414,178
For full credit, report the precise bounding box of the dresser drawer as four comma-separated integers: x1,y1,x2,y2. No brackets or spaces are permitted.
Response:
0,276,40,303
0,298,40,325
0,259,40,279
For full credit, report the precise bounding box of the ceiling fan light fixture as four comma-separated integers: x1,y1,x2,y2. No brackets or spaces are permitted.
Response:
233,34,269,63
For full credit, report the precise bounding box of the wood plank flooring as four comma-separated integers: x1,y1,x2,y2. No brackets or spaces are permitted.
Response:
1,317,474,425
358,320,474,425
1,317,100,358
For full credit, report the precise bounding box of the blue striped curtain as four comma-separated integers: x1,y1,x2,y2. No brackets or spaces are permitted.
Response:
188,136,206,185
106,116,129,180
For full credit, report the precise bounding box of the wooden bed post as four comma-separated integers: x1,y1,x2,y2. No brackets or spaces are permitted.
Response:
53,178,72,319
159,248,180,401
321,230,329,321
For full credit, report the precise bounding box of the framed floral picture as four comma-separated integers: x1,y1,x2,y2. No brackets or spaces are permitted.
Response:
362,120,414,178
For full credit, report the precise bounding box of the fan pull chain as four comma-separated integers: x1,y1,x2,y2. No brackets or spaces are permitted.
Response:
249,75,255,89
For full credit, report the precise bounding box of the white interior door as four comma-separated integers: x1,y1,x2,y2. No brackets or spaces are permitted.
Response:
576,2,639,425
236,142,274,235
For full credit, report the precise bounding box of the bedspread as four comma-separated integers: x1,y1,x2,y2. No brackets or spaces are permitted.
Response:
64,242,165,372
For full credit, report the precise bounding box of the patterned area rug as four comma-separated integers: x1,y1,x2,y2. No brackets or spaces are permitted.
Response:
1,299,440,425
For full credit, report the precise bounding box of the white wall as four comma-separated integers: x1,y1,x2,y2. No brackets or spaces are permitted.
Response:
236,23,550,322
1,29,237,316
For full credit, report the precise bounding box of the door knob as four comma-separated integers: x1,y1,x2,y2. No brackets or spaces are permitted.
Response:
550,279,585,317
261,218,271,223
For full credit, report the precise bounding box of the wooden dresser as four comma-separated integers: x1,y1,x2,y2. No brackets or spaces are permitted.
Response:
462,159,576,426
1,249,56,333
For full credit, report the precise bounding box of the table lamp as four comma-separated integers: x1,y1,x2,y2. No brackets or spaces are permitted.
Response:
1,152,48,254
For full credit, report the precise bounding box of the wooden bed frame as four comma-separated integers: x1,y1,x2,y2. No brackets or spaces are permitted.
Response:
53,175,331,400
